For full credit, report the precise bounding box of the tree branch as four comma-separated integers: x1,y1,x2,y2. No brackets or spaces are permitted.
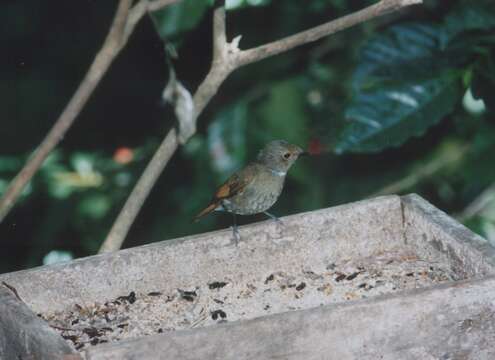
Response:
99,0,422,253
456,183,495,222
235,0,422,67
99,130,180,253
0,0,132,223
370,142,468,198
0,0,181,223
100,3,231,253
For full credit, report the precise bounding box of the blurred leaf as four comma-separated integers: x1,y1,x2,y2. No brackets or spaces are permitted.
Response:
46,153,104,199
150,0,212,39
78,194,111,219
459,123,495,186
0,156,22,172
40,151,66,174
47,179,73,199
256,79,308,146
71,152,96,175
207,103,248,175
462,87,486,115
52,171,103,189
336,23,464,153
444,0,495,39
351,24,462,89
42,250,73,265
226,0,270,10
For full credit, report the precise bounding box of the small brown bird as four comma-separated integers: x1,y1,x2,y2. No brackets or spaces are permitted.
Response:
195,140,306,244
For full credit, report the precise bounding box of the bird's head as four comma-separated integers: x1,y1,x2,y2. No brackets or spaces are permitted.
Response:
257,140,306,173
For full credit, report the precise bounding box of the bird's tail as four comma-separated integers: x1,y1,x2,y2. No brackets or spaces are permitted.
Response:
194,201,219,222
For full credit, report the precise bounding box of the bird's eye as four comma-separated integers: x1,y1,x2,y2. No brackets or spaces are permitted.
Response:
283,152,291,159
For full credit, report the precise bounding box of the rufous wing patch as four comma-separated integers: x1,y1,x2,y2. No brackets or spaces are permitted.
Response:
194,164,257,221
215,183,232,199
194,202,219,221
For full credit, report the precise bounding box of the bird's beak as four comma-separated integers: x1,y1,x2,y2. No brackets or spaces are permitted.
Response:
299,151,310,157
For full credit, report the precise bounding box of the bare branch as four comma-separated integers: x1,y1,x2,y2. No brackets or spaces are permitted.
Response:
99,130,179,253
456,184,495,222
235,0,422,67
195,4,233,116
0,0,182,223
100,0,422,252
212,3,227,63
99,3,231,253
370,143,468,198
0,0,132,223
148,0,182,12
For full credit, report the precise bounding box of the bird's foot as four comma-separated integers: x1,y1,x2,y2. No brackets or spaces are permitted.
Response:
231,225,241,246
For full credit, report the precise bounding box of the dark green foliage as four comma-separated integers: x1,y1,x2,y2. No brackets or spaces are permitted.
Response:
336,1,495,153
150,0,212,40
2,0,495,272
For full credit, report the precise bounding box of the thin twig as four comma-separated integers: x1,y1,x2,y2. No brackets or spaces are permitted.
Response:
235,0,422,67
100,0,422,253
456,183,495,222
100,3,232,253
370,143,468,198
0,0,180,223
99,129,179,253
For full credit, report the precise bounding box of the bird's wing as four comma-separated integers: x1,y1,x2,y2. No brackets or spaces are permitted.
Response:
194,164,257,221
214,167,254,199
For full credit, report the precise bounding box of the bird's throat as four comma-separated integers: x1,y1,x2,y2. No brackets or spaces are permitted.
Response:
268,168,286,177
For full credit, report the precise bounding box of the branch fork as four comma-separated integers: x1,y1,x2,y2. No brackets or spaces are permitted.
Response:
99,0,422,253
0,0,423,252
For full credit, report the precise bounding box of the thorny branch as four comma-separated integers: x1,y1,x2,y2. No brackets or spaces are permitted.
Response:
99,0,422,253
0,0,180,223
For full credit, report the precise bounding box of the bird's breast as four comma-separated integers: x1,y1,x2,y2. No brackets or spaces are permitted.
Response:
223,173,285,215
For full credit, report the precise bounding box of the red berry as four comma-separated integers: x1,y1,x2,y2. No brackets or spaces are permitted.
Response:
308,138,324,155
114,147,134,164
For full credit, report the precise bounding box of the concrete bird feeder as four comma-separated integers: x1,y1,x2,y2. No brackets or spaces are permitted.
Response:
1,194,495,359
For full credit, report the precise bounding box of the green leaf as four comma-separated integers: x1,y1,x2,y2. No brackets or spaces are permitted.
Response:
336,76,460,153
336,23,464,153
226,0,270,11
150,0,212,39
0,156,22,172
207,103,248,175
256,78,308,146
444,0,495,39
352,23,462,89
78,194,111,220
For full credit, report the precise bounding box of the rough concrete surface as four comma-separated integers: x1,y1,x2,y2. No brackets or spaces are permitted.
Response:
40,249,455,351
85,277,495,360
0,284,79,360
0,194,494,359
0,196,405,314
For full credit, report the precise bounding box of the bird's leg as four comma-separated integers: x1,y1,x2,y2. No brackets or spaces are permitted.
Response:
231,213,240,246
264,211,283,226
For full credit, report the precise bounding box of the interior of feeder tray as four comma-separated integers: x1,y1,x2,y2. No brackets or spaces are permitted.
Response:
4,196,493,356
41,247,459,352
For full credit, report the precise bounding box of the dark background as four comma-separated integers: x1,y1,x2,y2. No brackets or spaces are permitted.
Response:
1,0,494,273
